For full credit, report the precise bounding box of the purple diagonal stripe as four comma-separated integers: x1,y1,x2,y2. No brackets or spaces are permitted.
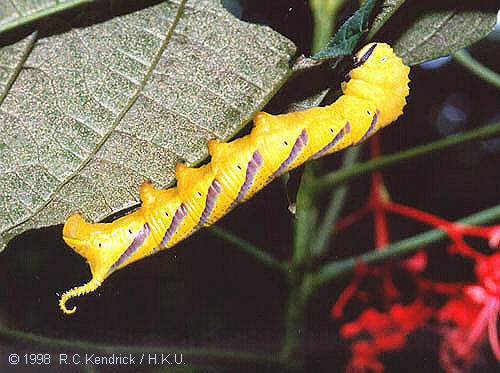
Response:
268,129,308,182
235,150,264,203
309,121,351,159
196,179,223,227
108,222,151,273
354,109,379,145
159,203,188,248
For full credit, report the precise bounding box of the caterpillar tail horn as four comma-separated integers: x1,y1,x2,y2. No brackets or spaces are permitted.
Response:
59,277,102,314
60,213,122,314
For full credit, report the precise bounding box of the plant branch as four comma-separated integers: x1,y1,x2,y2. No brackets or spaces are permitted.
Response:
312,119,500,193
293,163,319,266
453,49,500,90
208,225,288,274
313,203,500,289
310,0,349,54
0,325,288,367
311,146,362,257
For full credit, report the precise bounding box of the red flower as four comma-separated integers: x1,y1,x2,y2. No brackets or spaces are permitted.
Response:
438,297,481,329
346,341,384,373
341,301,434,372
390,300,432,332
333,136,500,371
437,253,500,367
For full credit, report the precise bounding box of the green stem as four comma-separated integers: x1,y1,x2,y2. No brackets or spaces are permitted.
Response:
312,203,500,289
0,325,282,363
310,0,349,54
293,164,318,266
208,225,288,273
280,272,314,362
0,0,95,34
311,146,362,257
313,120,500,193
453,49,500,90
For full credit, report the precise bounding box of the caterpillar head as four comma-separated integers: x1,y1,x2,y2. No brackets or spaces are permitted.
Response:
344,42,410,127
60,212,147,314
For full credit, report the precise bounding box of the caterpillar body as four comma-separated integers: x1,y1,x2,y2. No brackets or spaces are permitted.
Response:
60,43,410,314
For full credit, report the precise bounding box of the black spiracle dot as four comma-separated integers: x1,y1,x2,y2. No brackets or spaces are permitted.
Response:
237,165,242,170
128,229,132,234
165,211,169,217
284,140,288,146
197,191,202,197
330,128,334,133
98,242,102,248
367,110,371,115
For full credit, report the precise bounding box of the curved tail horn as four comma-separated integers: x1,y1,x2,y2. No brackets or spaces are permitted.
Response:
59,277,102,314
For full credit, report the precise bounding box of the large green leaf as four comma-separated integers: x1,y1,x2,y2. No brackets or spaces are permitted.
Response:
386,2,497,65
0,0,296,250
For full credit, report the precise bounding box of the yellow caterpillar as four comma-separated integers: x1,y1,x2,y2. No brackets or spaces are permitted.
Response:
60,43,410,314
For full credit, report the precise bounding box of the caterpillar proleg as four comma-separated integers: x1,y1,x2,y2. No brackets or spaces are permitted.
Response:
59,43,410,314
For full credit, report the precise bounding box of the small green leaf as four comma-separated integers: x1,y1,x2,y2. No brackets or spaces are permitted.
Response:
311,0,377,60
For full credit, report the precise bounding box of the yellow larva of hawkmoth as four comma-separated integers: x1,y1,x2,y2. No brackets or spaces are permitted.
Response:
59,43,410,314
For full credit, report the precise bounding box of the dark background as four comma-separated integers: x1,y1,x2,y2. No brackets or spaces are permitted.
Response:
1,1,499,372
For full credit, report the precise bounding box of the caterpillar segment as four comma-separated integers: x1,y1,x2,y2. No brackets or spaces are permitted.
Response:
208,137,264,204
138,182,194,249
59,42,410,314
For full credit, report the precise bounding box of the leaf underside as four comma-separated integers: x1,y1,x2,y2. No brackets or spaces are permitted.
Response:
0,0,296,250
386,1,497,65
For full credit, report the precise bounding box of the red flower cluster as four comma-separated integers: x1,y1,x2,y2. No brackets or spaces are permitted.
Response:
332,137,500,372
437,253,500,371
341,300,433,372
